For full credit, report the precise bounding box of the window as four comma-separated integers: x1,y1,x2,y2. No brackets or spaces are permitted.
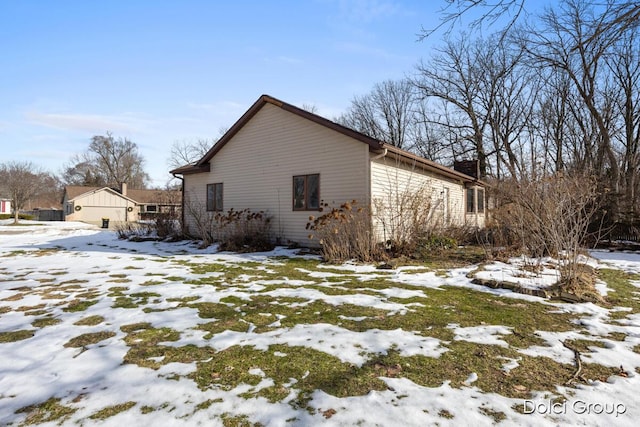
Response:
477,188,485,213
293,174,320,210
206,183,223,211
145,205,157,213
466,188,475,213
466,187,485,214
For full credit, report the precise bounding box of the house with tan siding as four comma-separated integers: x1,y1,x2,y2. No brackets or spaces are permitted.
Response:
62,184,180,226
171,95,486,246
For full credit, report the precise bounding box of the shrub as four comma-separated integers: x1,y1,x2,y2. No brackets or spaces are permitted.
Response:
307,200,384,263
153,212,181,239
493,174,602,286
183,195,272,252
115,221,154,240
372,185,439,256
216,209,273,252
0,213,34,221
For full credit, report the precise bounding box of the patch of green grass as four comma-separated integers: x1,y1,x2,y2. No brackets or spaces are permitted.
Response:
191,344,387,406
74,315,105,326
108,286,129,296
88,401,136,420
59,279,89,285
64,331,116,348
16,303,47,312
2,249,28,257
363,343,580,399
112,297,139,309
122,323,214,370
25,309,50,316
165,275,188,282
600,269,640,315
112,291,161,309
195,398,224,411
220,413,263,427
606,332,627,341
166,296,200,303
479,406,507,423
32,316,61,328
1,293,24,301
0,329,35,343
564,338,606,353
438,409,455,419
50,270,68,276
63,299,98,312
15,397,77,424
140,405,156,414
140,280,165,286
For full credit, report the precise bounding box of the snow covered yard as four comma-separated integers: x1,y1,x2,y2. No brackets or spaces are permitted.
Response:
1,221,640,426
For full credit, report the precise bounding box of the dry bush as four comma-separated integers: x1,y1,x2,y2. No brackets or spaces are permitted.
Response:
494,174,602,286
216,209,272,252
372,185,437,256
307,200,383,263
184,196,271,251
115,221,154,240
153,213,181,239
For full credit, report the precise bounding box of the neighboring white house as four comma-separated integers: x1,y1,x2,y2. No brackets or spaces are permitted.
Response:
62,184,180,226
0,199,11,214
171,94,486,246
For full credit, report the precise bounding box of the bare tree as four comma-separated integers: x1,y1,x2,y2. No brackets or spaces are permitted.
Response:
63,132,149,188
0,161,50,224
495,174,602,292
168,138,214,170
419,0,525,41
414,34,492,177
519,0,640,221
606,24,640,222
420,1,639,41
337,79,417,150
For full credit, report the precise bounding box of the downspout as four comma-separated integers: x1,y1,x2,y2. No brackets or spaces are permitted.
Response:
172,173,185,234
371,148,388,161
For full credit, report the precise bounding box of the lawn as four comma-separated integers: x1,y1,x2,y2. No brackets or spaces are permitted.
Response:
0,221,639,426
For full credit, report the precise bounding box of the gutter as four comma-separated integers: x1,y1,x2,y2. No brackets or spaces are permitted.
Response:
371,148,388,161
172,173,185,234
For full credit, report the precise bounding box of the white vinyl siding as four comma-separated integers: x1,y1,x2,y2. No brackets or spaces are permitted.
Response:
370,155,482,242
183,104,369,244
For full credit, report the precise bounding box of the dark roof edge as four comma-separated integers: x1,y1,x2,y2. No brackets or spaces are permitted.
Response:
169,163,211,175
379,144,486,185
173,94,484,186
191,94,383,168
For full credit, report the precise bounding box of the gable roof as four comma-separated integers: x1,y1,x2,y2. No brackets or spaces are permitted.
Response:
64,186,138,204
170,94,482,184
126,188,181,205
63,186,180,205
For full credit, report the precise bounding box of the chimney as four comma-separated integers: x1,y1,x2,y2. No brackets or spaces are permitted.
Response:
453,160,479,179
120,182,127,196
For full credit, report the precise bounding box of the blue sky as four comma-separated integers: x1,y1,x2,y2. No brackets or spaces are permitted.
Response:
0,0,504,187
